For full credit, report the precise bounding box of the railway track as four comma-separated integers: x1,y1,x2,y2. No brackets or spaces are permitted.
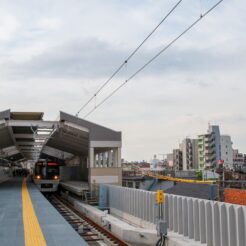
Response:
48,194,129,246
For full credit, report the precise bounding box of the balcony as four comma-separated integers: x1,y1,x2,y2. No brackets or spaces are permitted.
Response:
205,149,215,155
198,138,204,143
198,144,203,149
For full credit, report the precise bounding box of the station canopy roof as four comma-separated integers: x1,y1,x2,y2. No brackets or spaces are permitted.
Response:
0,110,121,162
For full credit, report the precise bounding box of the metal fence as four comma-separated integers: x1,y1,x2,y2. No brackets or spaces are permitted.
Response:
104,185,246,246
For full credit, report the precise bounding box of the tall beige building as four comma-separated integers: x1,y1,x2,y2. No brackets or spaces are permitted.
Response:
220,135,233,168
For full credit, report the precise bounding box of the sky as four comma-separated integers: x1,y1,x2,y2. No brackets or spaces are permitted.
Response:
0,0,245,161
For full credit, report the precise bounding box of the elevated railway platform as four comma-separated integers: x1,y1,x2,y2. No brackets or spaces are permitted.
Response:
0,178,88,246
60,181,89,197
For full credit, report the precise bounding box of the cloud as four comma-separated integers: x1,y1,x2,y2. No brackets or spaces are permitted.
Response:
0,13,20,42
0,0,245,160
1,37,245,82
37,18,62,30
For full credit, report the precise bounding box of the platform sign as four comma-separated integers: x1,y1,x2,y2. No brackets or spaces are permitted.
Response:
156,190,164,204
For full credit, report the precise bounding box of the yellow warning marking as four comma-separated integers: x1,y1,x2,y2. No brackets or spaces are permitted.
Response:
22,179,47,246
145,171,215,184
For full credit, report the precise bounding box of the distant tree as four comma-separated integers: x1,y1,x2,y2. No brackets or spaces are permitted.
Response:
196,170,203,180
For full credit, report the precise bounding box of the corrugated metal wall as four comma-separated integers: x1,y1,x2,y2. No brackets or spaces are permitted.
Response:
105,185,246,246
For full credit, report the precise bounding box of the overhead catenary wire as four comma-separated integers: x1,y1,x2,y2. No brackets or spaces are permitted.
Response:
76,0,183,117
84,0,224,119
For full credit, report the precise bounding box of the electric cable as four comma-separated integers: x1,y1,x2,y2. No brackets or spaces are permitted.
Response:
83,0,224,119
76,0,183,116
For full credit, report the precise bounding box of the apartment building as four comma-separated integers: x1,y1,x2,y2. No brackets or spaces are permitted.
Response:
192,139,199,170
197,125,221,170
198,133,216,169
173,149,183,170
220,135,233,169
171,138,199,171
168,125,237,171
208,125,221,163
180,138,193,170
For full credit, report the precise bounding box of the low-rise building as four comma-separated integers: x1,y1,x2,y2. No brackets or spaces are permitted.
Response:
233,149,245,168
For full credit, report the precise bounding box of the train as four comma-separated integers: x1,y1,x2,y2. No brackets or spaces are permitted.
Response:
33,160,60,192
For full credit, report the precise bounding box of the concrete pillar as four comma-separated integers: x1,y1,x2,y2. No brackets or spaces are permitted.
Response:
89,147,94,168
117,147,121,167
94,153,97,167
113,148,118,167
98,152,101,167
108,150,112,167
103,152,107,167
100,152,103,167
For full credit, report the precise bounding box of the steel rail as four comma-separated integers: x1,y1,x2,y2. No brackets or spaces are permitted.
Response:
51,194,129,246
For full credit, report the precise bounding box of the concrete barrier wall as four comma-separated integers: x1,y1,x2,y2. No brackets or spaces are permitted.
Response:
60,166,87,181
105,185,246,246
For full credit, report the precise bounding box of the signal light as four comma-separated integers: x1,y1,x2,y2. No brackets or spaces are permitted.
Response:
156,190,164,204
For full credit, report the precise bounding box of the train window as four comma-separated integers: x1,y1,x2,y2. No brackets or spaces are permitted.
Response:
46,166,59,179
42,167,46,177
35,165,42,175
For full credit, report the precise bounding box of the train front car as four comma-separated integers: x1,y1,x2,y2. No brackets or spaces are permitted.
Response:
34,160,60,192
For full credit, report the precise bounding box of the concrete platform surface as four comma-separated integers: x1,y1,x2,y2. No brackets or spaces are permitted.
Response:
60,181,89,196
0,178,88,246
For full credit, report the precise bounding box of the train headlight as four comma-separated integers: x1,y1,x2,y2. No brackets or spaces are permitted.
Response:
36,175,41,180
54,175,59,180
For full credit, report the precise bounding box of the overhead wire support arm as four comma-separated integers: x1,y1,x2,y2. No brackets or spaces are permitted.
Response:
76,0,183,117
84,0,224,119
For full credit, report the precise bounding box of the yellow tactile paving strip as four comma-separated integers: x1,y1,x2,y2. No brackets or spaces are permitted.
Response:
22,179,47,246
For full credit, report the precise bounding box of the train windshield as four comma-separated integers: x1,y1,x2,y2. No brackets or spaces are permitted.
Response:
35,162,59,179
46,166,59,178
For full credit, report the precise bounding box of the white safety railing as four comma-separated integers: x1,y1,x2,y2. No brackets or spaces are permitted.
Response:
105,185,246,246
